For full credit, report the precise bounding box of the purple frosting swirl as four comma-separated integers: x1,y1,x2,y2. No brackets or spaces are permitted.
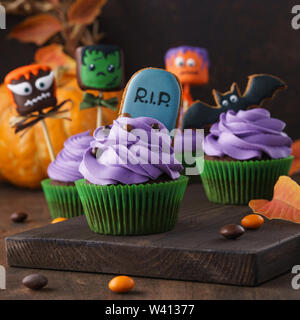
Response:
204,108,292,160
48,131,93,182
79,117,183,185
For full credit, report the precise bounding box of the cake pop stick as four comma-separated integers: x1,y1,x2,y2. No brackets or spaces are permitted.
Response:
76,44,125,128
165,46,210,127
41,119,55,161
5,64,70,161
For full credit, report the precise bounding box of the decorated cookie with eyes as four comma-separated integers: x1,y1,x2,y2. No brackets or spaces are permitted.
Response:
5,65,57,116
182,74,287,130
76,44,124,128
165,46,209,86
4,65,70,160
76,44,124,91
164,46,210,125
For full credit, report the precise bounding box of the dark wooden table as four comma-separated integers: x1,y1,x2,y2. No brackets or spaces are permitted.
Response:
0,181,300,300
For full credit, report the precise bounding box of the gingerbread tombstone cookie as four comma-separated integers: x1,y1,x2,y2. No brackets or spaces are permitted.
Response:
182,74,287,130
5,64,57,116
119,68,182,132
76,44,124,91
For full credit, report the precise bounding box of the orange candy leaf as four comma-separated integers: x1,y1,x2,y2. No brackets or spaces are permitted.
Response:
249,176,300,223
289,140,300,176
9,14,62,46
68,0,107,25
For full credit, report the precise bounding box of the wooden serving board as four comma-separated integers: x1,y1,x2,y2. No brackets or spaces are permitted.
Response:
5,183,300,287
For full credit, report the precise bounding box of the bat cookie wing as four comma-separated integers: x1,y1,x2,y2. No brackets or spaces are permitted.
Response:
243,74,286,107
182,101,222,129
182,73,287,130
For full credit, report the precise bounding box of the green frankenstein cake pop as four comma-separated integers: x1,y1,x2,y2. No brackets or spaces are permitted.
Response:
76,44,125,127
76,44,124,91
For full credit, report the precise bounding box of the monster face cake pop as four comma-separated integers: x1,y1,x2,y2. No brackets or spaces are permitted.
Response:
165,46,209,120
76,44,124,127
5,64,70,161
77,44,124,91
165,46,209,86
6,65,57,115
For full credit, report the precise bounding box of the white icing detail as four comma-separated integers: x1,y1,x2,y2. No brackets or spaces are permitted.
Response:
230,94,238,103
7,82,32,96
24,92,51,107
35,71,54,91
175,56,184,67
186,58,195,67
222,100,229,107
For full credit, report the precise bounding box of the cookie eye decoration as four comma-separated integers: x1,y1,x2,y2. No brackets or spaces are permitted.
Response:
7,82,32,96
230,94,238,103
76,44,125,127
35,71,54,91
107,64,115,73
175,56,185,67
222,100,229,107
186,58,196,67
89,64,95,71
165,46,210,126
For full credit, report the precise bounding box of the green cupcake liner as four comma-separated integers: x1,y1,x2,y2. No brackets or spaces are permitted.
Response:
197,156,294,205
41,179,84,219
75,175,189,235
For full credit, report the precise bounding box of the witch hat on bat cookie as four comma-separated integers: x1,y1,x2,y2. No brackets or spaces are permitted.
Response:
182,74,286,130
119,68,182,131
76,44,125,127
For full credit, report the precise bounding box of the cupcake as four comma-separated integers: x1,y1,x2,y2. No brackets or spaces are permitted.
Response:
198,108,293,204
76,116,188,235
42,131,93,219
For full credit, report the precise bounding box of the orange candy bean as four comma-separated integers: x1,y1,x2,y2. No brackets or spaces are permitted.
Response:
241,214,264,229
51,217,67,224
109,275,135,293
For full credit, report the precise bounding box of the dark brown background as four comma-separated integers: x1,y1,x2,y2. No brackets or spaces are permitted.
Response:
1,0,299,139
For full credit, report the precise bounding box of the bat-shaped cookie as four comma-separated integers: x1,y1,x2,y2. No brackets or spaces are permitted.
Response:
182,74,286,129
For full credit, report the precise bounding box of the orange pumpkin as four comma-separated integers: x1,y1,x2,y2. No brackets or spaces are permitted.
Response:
0,46,123,188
